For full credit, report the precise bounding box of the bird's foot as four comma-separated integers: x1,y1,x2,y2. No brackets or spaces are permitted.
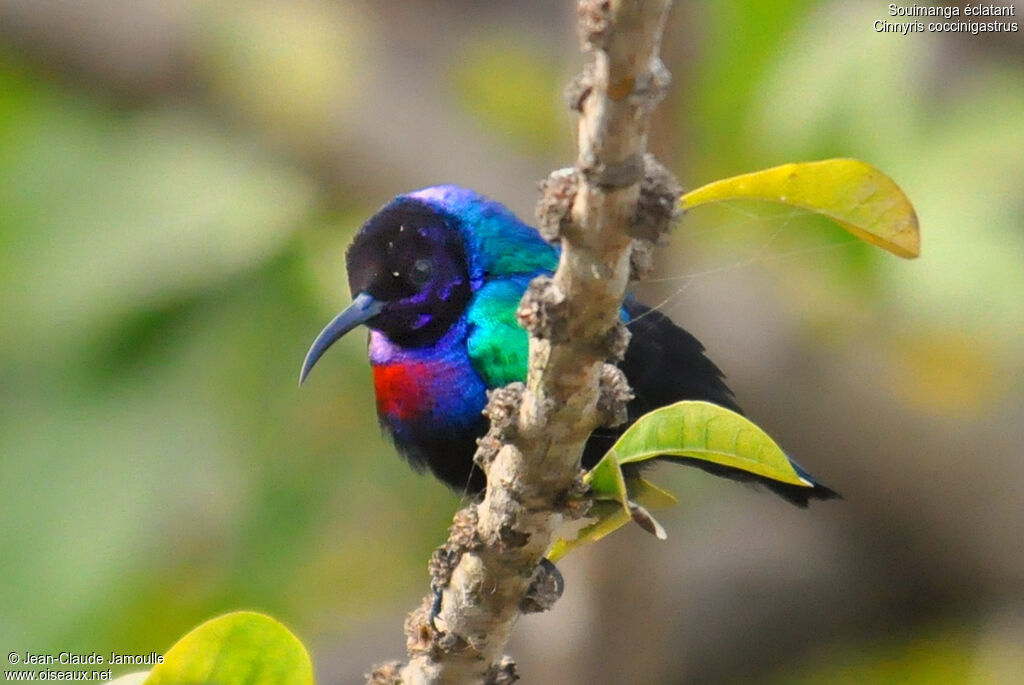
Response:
520,558,564,613
428,583,445,631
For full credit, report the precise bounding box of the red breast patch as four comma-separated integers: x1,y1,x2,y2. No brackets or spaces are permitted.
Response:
372,363,433,421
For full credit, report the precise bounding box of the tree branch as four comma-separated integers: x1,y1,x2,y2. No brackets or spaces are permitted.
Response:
375,3,676,683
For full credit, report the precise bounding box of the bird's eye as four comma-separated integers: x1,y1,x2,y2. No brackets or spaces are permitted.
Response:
408,258,434,287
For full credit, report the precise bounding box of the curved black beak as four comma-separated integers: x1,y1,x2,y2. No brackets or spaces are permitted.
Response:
299,292,384,385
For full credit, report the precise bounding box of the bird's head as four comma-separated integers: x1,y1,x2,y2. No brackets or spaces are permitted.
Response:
345,196,475,343
300,196,473,383
300,186,557,384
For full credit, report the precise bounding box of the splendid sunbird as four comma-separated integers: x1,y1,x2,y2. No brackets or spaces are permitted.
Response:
301,186,837,506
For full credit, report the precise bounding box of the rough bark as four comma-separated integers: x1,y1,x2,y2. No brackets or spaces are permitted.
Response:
379,3,676,683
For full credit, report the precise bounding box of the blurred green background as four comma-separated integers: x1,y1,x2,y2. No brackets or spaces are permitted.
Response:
1,1,1021,683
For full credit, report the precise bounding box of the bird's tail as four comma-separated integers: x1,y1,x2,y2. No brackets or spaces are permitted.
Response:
651,455,840,507
615,298,839,507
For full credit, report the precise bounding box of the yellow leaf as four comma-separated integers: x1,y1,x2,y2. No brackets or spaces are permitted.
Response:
145,611,312,685
681,159,920,258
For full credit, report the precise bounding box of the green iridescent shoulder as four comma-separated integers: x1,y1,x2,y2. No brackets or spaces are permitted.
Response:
465,275,535,388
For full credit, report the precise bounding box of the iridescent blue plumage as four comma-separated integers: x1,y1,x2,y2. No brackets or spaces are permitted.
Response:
302,186,838,505
408,186,558,283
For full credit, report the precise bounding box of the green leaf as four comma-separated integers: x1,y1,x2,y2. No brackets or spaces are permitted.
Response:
547,466,678,562
585,451,630,506
609,401,812,488
144,611,313,685
680,159,920,258
627,477,678,511
547,500,631,563
548,401,813,560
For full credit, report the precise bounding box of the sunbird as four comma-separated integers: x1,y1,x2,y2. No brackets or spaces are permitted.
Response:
301,186,837,506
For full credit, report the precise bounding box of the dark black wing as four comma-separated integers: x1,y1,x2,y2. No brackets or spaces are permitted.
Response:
582,299,838,507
